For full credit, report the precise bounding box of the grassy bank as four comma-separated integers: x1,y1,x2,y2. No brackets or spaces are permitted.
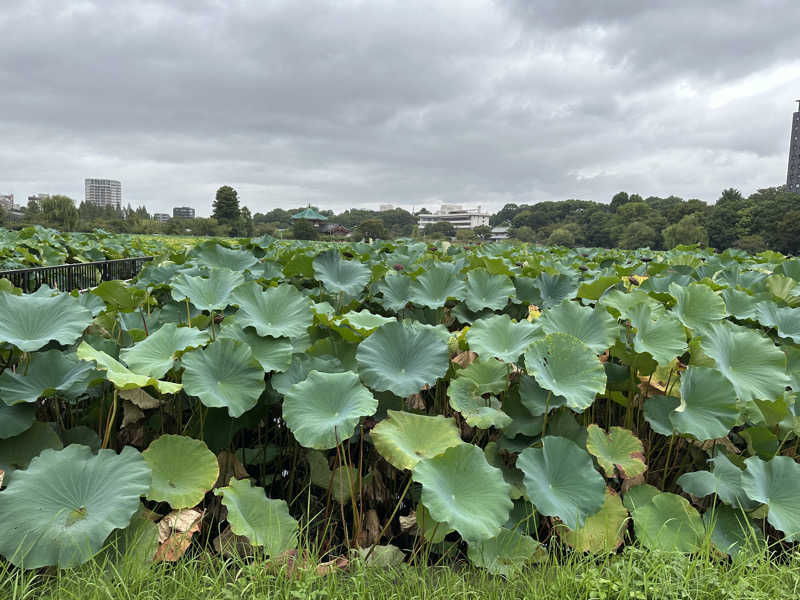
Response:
4,546,800,600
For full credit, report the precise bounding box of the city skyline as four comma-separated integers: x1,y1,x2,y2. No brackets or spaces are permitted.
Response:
2,1,800,216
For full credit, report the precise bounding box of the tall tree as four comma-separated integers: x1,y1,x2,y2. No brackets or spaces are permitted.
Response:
212,186,240,224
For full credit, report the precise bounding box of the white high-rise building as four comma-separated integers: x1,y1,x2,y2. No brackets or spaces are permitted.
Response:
0,194,13,210
85,178,122,209
417,204,490,230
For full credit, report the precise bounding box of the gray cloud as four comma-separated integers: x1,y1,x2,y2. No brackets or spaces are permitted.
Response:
1,0,798,216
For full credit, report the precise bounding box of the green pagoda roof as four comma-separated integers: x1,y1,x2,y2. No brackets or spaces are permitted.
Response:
291,207,328,221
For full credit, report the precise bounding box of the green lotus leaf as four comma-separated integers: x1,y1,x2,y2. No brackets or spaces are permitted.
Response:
741,455,800,541
90,280,147,313
283,371,377,450
370,410,462,470
271,354,346,395
577,275,622,301
531,272,577,308
628,304,687,366
643,394,680,436
467,314,541,363
120,323,209,379
0,350,94,405
375,272,412,312
0,445,151,569
312,250,372,302
622,483,659,512
501,389,544,438
585,425,646,479
720,288,761,321
61,426,101,452
412,444,512,542
307,450,358,504
458,358,509,393
448,377,512,429
756,302,800,343
600,288,663,319
524,333,607,412
669,282,727,331
467,528,542,575
214,478,298,556
669,367,739,440
786,345,800,392
337,310,396,334
677,451,759,511
0,291,93,351
416,502,454,543
189,242,259,272
631,492,705,552
0,401,35,439
556,489,629,553
232,282,313,339
170,268,245,312
464,269,516,311
101,504,160,569
76,342,182,394
517,436,606,530
704,504,765,557
408,264,467,308
218,323,293,373
0,422,63,484
538,300,617,354
356,321,449,397
517,374,566,416
766,273,800,306
181,340,264,418
143,435,219,509
741,426,779,460
698,321,790,403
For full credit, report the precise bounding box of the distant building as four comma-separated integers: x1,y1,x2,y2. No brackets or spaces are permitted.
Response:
0,194,13,210
379,204,394,212
788,100,800,192
85,178,121,209
152,213,170,223
173,206,195,219
290,207,328,228
489,226,510,241
27,193,50,205
417,204,490,230
319,223,352,236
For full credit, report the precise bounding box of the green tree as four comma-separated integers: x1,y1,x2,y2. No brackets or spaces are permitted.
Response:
619,222,658,249
39,195,80,231
662,214,709,249
547,227,575,246
239,206,254,237
425,222,457,238
212,186,240,224
473,225,492,240
511,225,535,243
292,219,318,240
357,219,386,240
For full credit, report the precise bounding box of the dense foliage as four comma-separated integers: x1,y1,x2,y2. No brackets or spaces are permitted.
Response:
2,235,800,572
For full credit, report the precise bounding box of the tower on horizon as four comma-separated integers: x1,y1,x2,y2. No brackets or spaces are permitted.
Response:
85,178,122,209
788,100,800,192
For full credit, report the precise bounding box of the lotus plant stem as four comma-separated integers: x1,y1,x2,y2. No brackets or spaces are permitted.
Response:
186,298,191,327
542,391,552,436
661,434,675,490
209,311,216,341
101,389,118,450
139,308,149,337
365,475,413,563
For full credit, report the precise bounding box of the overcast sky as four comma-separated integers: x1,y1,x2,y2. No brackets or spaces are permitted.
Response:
1,1,799,216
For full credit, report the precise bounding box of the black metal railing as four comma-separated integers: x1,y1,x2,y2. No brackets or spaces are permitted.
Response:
0,257,154,293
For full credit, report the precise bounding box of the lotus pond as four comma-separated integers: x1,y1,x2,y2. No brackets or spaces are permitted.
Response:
1,236,800,574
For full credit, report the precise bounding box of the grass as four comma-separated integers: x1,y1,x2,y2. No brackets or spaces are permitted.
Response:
3,545,800,600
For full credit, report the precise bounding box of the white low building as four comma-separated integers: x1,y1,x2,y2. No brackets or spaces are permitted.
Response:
489,226,510,241
417,204,490,230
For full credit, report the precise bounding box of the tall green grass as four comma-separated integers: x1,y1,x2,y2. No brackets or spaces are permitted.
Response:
3,544,800,600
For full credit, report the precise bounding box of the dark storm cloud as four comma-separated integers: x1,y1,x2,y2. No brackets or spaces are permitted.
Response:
0,0,798,215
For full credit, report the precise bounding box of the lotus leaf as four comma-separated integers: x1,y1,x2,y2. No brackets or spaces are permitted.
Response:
189,242,259,272
0,445,151,568
669,282,727,331
143,435,220,508
501,390,544,438
170,268,245,312
518,436,606,529
76,342,182,394
337,310,396,334
307,450,359,504
283,371,377,449
0,291,93,351
375,272,412,312
600,288,663,319
0,402,35,439
181,340,264,418
698,321,789,403
517,374,567,416
214,478,297,556
467,314,541,363
216,326,292,374
416,502,454,542
741,455,800,541
408,264,467,308
412,444,512,542
585,425,646,479
464,269,516,311
524,333,607,412
704,505,765,557
120,323,209,379
356,321,449,397
91,280,147,312
448,377,512,429
627,304,687,366
631,492,704,552
370,410,462,470
312,250,372,301
0,350,93,405
755,302,800,343
556,489,628,553
538,300,617,354
467,528,541,575
232,282,313,339
531,272,577,308
622,483,660,512
677,451,759,511
670,367,739,440
643,394,680,436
